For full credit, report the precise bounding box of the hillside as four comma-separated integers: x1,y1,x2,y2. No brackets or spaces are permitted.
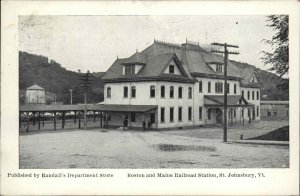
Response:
231,61,289,100
19,51,104,104
19,51,288,105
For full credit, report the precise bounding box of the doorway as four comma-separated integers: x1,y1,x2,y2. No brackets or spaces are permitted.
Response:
216,108,223,124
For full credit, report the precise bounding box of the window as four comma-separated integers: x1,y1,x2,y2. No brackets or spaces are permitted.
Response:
131,86,136,98
124,65,135,75
273,111,277,116
150,85,155,98
215,82,223,93
170,86,174,99
188,87,192,99
234,110,236,118
178,87,182,98
208,82,211,93
242,90,244,97
199,81,202,92
124,86,128,98
257,91,259,100
178,107,182,122
216,64,223,72
131,112,136,122
170,107,174,122
226,83,230,94
208,109,211,120
242,110,244,118
169,65,174,74
188,107,192,121
267,111,271,116
161,85,165,98
199,107,202,120
247,91,250,100
107,87,111,99
257,106,259,117
160,107,165,123
234,84,237,94
252,91,254,100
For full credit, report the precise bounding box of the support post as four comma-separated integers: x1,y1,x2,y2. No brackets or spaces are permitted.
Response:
74,111,77,124
54,112,57,130
100,112,103,128
19,112,22,128
93,111,96,123
62,112,65,129
26,112,29,133
78,111,81,129
84,92,87,130
33,112,36,126
38,112,41,130
42,112,45,127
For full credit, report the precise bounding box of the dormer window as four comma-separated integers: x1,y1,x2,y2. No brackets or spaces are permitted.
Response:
216,64,223,72
124,65,135,75
169,65,174,74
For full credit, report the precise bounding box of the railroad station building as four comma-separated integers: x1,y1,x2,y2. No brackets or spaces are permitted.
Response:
101,40,261,129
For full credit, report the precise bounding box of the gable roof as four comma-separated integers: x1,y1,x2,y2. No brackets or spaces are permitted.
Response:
102,40,261,85
27,84,44,90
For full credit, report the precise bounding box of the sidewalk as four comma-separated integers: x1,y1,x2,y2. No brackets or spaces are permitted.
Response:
230,140,289,146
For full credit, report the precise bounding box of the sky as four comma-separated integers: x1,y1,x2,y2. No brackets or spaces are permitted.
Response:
19,15,275,73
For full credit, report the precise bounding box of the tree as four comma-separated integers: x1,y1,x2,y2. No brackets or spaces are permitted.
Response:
261,15,289,78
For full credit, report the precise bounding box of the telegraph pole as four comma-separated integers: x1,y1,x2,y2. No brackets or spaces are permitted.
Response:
211,42,239,142
79,71,93,130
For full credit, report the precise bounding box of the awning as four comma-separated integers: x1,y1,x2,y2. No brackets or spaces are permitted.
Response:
204,95,253,107
20,104,157,113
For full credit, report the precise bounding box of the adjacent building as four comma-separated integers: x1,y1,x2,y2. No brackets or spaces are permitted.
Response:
260,100,289,120
25,84,46,105
101,40,261,129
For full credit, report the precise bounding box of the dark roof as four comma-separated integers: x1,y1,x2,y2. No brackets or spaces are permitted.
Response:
19,104,157,112
102,40,260,86
204,95,253,107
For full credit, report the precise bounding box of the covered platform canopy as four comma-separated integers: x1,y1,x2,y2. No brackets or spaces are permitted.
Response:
19,104,158,132
19,104,157,112
204,95,253,107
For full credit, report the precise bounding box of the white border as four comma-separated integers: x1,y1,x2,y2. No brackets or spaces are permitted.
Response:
1,1,299,195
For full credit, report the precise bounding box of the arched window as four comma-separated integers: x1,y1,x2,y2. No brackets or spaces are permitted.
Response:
188,87,192,99
215,82,223,93
208,81,211,93
107,86,111,98
247,91,250,100
131,86,136,98
256,91,259,100
178,86,183,98
150,85,155,98
199,81,202,92
161,85,165,98
123,86,128,98
170,86,174,98
234,84,237,94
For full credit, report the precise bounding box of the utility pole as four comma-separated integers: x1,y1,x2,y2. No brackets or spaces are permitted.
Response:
69,89,73,105
211,42,239,142
79,71,93,130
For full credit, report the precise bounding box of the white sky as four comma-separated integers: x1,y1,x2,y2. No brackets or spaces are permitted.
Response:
19,15,274,73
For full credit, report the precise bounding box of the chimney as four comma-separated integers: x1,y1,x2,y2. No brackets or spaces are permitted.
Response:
136,49,139,62
153,39,157,56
